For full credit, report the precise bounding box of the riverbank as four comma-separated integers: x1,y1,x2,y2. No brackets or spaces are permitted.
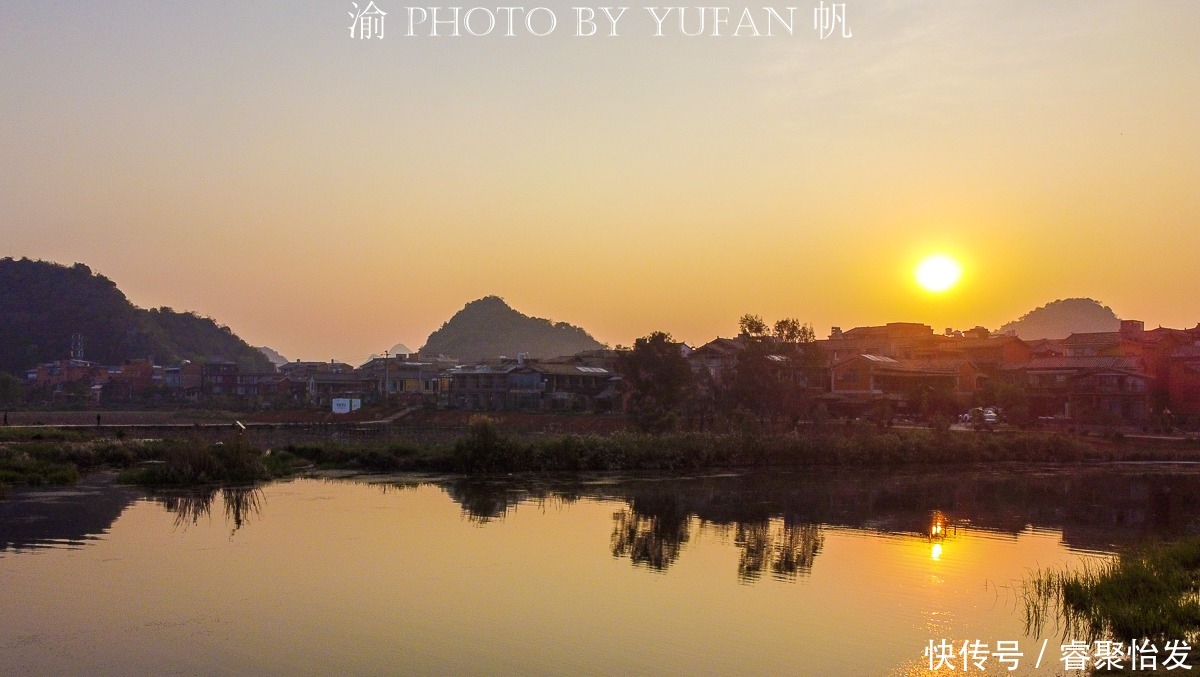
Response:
4,417,1200,490
1026,537,1200,664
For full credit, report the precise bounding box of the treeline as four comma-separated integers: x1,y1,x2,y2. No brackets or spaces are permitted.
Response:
0,258,271,374
617,314,828,433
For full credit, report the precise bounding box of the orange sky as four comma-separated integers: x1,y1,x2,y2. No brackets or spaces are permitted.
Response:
2,2,1197,362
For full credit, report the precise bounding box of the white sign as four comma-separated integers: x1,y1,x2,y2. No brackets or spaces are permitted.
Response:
332,398,362,414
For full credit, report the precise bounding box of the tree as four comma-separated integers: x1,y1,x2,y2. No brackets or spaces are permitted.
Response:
722,315,823,430
617,332,695,432
738,314,769,338
0,372,23,406
723,338,778,426
773,318,813,345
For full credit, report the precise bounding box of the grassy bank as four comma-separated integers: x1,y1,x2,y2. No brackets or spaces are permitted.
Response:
442,417,1139,473
1027,538,1200,644
2,417,1199,490
0,434,286,488
0,429,113,487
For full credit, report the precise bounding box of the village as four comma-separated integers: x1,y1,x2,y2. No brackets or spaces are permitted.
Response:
15,318,1200,430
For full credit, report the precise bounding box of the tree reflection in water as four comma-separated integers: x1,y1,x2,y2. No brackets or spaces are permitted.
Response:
610,509,690,570
152,486,265,536
734,520,825,582
610,491,693,570
442,480,580,525
156,489,217,529
223,486,264,535
437,465,1200,584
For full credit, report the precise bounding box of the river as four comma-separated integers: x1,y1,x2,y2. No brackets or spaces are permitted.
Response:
3,464,1199,675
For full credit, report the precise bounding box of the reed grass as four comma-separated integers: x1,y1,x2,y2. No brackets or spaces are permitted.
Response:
1025,539,1200,643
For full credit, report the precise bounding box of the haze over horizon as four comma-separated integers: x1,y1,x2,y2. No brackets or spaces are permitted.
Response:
3,1,1196,361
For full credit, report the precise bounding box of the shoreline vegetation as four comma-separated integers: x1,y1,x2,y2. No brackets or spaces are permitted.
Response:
2,415,1200,490
1026,538,1200,654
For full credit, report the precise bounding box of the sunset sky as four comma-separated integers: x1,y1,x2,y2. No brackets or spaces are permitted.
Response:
2,1,1197,362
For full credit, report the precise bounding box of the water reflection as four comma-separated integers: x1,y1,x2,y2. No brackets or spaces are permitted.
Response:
443,481,516,524
0,473,138,552
610,509,689,570
927,510,957,562
224,486,264,533
442,480,581,525
436,465,1200,583
8,468,1200,675
929,510,949,540
729,519,824,582
149,486,266,536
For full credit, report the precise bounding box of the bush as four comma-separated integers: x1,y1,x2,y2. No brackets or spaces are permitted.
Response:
0,457,79,486
453,415,525,473
122,441,269,485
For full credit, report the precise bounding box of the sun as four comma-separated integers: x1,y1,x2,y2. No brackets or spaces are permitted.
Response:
914,254,963,293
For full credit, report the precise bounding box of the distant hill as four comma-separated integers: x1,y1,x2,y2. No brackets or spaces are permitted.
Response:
420,296,604,361
1000,298,1121,340
257,346,289,367
0,258,273,374
356,345,416,368
365,343,414,363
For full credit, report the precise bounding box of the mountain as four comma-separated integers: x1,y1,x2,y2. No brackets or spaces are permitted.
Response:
257,346,289,367
1000,298,1121,340
0,258,273,374
358,345,415,367
364,343,414,362
420,296,605,361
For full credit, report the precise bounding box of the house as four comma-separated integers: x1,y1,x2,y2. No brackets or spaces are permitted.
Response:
447,355,616,412
252,374,304,401
688,337,745,379
1168,346,1200,417
307,372,378,406
1057,320,1199,412
202,361,240,396
358,356,448,403
1026,339,1066,359
942,335,1032,378
448,363,544,411
1004,356,1150,421
533,362,614,411
107,358,160,392
543,349,621,372
163,361,203,399
818,323,953,367
827,354,983,415
279,360,355,378
25,359,106,387
541,351,623,411
100,359,162,400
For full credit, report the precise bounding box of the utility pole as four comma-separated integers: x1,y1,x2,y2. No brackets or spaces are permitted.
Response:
383,349,390,402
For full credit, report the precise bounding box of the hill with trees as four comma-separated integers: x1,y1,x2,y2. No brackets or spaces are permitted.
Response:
0,258,272,374
1000,298,1121,339
420,296,604,361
